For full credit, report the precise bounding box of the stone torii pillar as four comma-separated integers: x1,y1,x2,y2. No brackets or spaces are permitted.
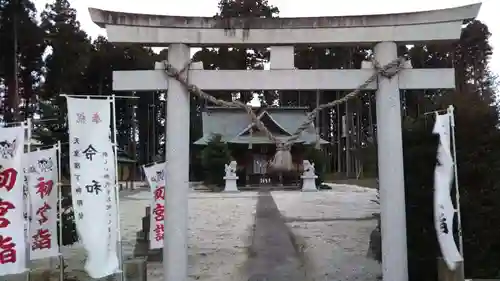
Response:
375,41,408,278
164,43,190,281
89,4,481,281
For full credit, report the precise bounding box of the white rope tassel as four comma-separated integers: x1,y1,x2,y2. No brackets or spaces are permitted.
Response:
314,140,321,150
270,150,293,171
314,130,321,150
270,144,293,171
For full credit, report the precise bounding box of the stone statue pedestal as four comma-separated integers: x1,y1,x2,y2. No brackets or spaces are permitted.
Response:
301,175,318,192
132,206,163,261
223,175,239,192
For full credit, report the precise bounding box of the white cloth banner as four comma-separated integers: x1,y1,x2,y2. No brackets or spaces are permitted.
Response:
0,126,27,275
143,163,165,249
67,97,119,278
21,154,30,254
433,113,462,270
22,122,31,251
25,147,60,260
106,146,119,272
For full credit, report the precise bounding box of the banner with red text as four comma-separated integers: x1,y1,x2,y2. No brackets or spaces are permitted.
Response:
143,163,165,249
67,97,119,278
433,113,462,270
25,147,60,260
0,126,27,276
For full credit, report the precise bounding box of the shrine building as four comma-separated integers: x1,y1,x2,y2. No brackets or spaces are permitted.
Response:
194,106,329,186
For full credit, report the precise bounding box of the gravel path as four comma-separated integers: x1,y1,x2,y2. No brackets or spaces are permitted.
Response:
272,185,381,281
8,190,258,281
5,184,380,281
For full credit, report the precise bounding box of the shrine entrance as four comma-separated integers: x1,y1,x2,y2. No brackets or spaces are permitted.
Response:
90,4,480,281
244,145,303,187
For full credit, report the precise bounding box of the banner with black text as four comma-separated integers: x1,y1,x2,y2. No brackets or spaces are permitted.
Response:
433,113,462,270
67,97,119,278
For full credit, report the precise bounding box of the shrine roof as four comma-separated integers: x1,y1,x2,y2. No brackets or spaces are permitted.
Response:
89,4,479,29
203,106,310,112
194,107,328,145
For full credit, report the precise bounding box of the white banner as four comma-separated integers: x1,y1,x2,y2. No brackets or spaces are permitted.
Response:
25,147,60,260
433,113,462,270
105,131,118,270
22,154,30,251
143,163,165,249
22,122,31,249
67,97,119,278
0,126,27,275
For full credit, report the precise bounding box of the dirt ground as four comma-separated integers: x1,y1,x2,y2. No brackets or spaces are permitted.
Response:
6,184,380,281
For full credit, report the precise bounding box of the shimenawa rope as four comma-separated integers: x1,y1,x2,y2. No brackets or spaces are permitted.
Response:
162,57,406,171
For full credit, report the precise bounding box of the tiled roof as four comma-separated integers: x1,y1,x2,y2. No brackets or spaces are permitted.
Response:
194,107,329,145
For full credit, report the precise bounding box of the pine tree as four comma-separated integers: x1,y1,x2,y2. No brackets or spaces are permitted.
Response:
193,0,279,104
40,0,92,97
0,0,45,122
402,20,500,280
34,0,93,158
201,134,232,189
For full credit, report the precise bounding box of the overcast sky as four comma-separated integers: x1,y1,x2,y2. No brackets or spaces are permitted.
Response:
34,0,499,77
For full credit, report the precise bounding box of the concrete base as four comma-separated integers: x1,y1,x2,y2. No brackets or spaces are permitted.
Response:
123,257,147,281
132,230,163,262
437,257,464,281
301,176,318,192
223,176,239,192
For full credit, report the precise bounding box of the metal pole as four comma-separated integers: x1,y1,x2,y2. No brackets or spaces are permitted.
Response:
25,119,32,281
152,99,157,160
356,98,362,179
13,0,20,122
345,99,351,177
336,91,341,174
448,105,464,276
111,95,125,281
2,118,59,126
60,94,139,99
368,94,375,142
26,119,32,148
152,98,156,160
56,141,64,281
315,89,321,149
131,94,138,189
314,55,321,150
146,105,151,163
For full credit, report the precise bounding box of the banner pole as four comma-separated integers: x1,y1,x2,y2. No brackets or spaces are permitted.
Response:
25,119,32,281
111,95,125,281
56,141,64,281
448,105,464,273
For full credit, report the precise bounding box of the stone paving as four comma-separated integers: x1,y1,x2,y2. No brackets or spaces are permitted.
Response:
244,187,307,281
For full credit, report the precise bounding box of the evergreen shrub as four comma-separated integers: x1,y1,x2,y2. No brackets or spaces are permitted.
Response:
201,134,232,190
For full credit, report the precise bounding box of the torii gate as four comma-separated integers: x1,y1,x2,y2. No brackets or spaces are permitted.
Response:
89,4,480,281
